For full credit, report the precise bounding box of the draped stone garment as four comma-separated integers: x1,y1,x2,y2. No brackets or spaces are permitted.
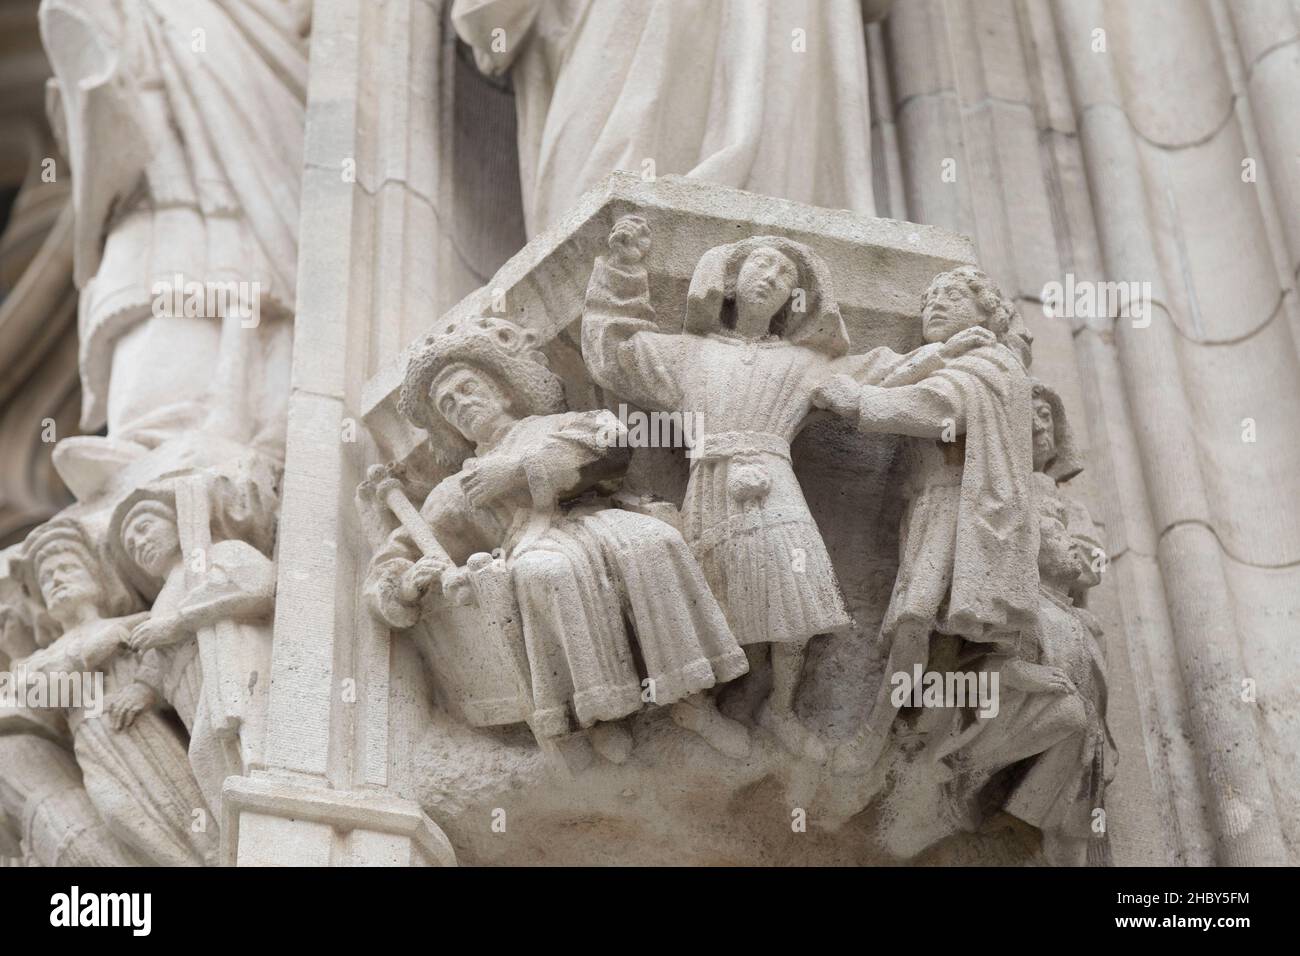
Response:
136,538,274,816
41,0,307,429
367,411,746,737
14,620,217,865
451,0,877,235
583,316,883,647
851,342,1038,640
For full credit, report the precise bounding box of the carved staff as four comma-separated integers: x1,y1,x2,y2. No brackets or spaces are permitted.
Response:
361,463,452,566
174,473,244,735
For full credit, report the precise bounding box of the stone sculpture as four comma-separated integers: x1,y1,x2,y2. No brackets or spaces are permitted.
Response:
451,0,892,234
39,0,306,441
105,461,278,815
0,564,137,866
361,315,751,763
11,517,216,865
916,387,1115,865
812,265,1038,772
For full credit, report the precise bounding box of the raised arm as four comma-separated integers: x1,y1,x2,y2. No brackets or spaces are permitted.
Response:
581,313,689,412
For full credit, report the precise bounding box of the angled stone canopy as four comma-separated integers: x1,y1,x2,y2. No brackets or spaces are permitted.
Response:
362,172,975,463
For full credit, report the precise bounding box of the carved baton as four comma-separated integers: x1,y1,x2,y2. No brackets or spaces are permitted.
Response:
363,463,452,566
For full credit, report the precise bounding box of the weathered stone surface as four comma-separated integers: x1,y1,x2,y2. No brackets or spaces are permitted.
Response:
1,0,1296,869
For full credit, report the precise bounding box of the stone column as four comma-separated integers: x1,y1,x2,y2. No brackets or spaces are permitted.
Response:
222,0,454,866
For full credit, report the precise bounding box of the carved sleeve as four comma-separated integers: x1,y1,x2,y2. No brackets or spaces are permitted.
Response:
519,411,632,507
362,479,481,629
176,541,277,629
851,377,967,439
581,314,687,411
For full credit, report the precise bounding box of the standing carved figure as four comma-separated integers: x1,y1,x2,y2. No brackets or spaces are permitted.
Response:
1,568,137,866
105,468,277,816
364,315,750,762
12,518,217,865
584,232,882,760
814,266,1038,773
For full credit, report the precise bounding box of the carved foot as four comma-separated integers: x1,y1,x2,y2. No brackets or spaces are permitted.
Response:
757,701,827,763
671,694,751,759
589,721,634,764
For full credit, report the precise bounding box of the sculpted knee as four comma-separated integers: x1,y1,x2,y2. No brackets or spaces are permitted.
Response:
513,550,576,593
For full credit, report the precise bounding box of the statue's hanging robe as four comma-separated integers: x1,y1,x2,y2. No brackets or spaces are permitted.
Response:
452,0,878,235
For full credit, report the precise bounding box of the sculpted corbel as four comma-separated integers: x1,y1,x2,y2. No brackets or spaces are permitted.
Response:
360,314,751,764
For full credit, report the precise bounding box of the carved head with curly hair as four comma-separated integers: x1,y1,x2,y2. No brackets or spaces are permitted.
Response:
920,265,1032,366
399,315,567,471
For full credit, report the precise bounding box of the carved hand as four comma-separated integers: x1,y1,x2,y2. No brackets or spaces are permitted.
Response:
1003,659,1076,696
399,555,450,604
811,374,862,420
460,457,522,507
127,614,186,652
107,681,159,732
441,565,477,606
939,325,996,358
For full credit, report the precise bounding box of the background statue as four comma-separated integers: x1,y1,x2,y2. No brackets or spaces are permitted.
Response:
364,315,751,763
40,0,307,448
452,0,892,235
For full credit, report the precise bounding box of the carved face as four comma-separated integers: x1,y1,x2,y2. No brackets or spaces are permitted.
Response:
922,276,983,344
734,247,798,337
1032,395,1056,471
1037,503,1085,588
35,547,98,617
122,509,181,579
433,367,516,445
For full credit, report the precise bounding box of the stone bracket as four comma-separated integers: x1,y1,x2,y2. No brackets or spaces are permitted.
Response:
221,774,457,867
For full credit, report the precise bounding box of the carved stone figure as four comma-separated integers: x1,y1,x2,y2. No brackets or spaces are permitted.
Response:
451,0,891,234
105,464,278,815
813,265,1038,773
39,0,305,442
363,315,751,762
933,470,1114,866
584,232,878,760
12,518,217,865
1031,379,1102,606
1,567,138,866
